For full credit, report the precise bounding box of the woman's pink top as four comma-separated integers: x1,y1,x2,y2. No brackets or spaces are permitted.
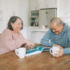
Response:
0,29,27,55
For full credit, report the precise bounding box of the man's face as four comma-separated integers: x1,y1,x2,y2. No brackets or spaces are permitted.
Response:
50,23,63,34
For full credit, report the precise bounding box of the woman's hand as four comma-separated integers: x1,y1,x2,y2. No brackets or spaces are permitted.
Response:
25,40,35,49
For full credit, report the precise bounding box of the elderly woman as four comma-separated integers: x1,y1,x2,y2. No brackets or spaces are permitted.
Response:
0,16,34,55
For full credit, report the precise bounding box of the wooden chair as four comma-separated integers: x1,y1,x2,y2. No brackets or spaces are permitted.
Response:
0,34,1,40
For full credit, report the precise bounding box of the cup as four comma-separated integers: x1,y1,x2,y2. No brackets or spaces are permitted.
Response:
15,47,26,58
41,25,45,29
50,47,60,56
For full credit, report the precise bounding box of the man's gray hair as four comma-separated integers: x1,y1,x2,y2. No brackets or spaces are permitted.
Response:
50,17,63,25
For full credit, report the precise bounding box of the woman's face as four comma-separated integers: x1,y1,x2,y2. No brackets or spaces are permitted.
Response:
11,19,22,33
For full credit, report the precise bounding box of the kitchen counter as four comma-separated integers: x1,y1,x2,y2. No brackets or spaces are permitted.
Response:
30,28,49,32
28,26,49,32
28,26,49,43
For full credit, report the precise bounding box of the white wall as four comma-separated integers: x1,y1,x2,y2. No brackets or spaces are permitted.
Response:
57,0,70,26
57,0,70,17
0,0,30,39
0,0,20,33
19,0,30,39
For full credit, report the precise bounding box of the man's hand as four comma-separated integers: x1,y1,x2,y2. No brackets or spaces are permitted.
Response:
54,48,64,57
53,44,64,57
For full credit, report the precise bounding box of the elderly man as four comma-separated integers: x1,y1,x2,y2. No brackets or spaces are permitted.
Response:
41,17,70,57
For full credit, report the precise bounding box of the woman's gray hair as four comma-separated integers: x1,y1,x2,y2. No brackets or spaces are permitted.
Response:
7,16,23,30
